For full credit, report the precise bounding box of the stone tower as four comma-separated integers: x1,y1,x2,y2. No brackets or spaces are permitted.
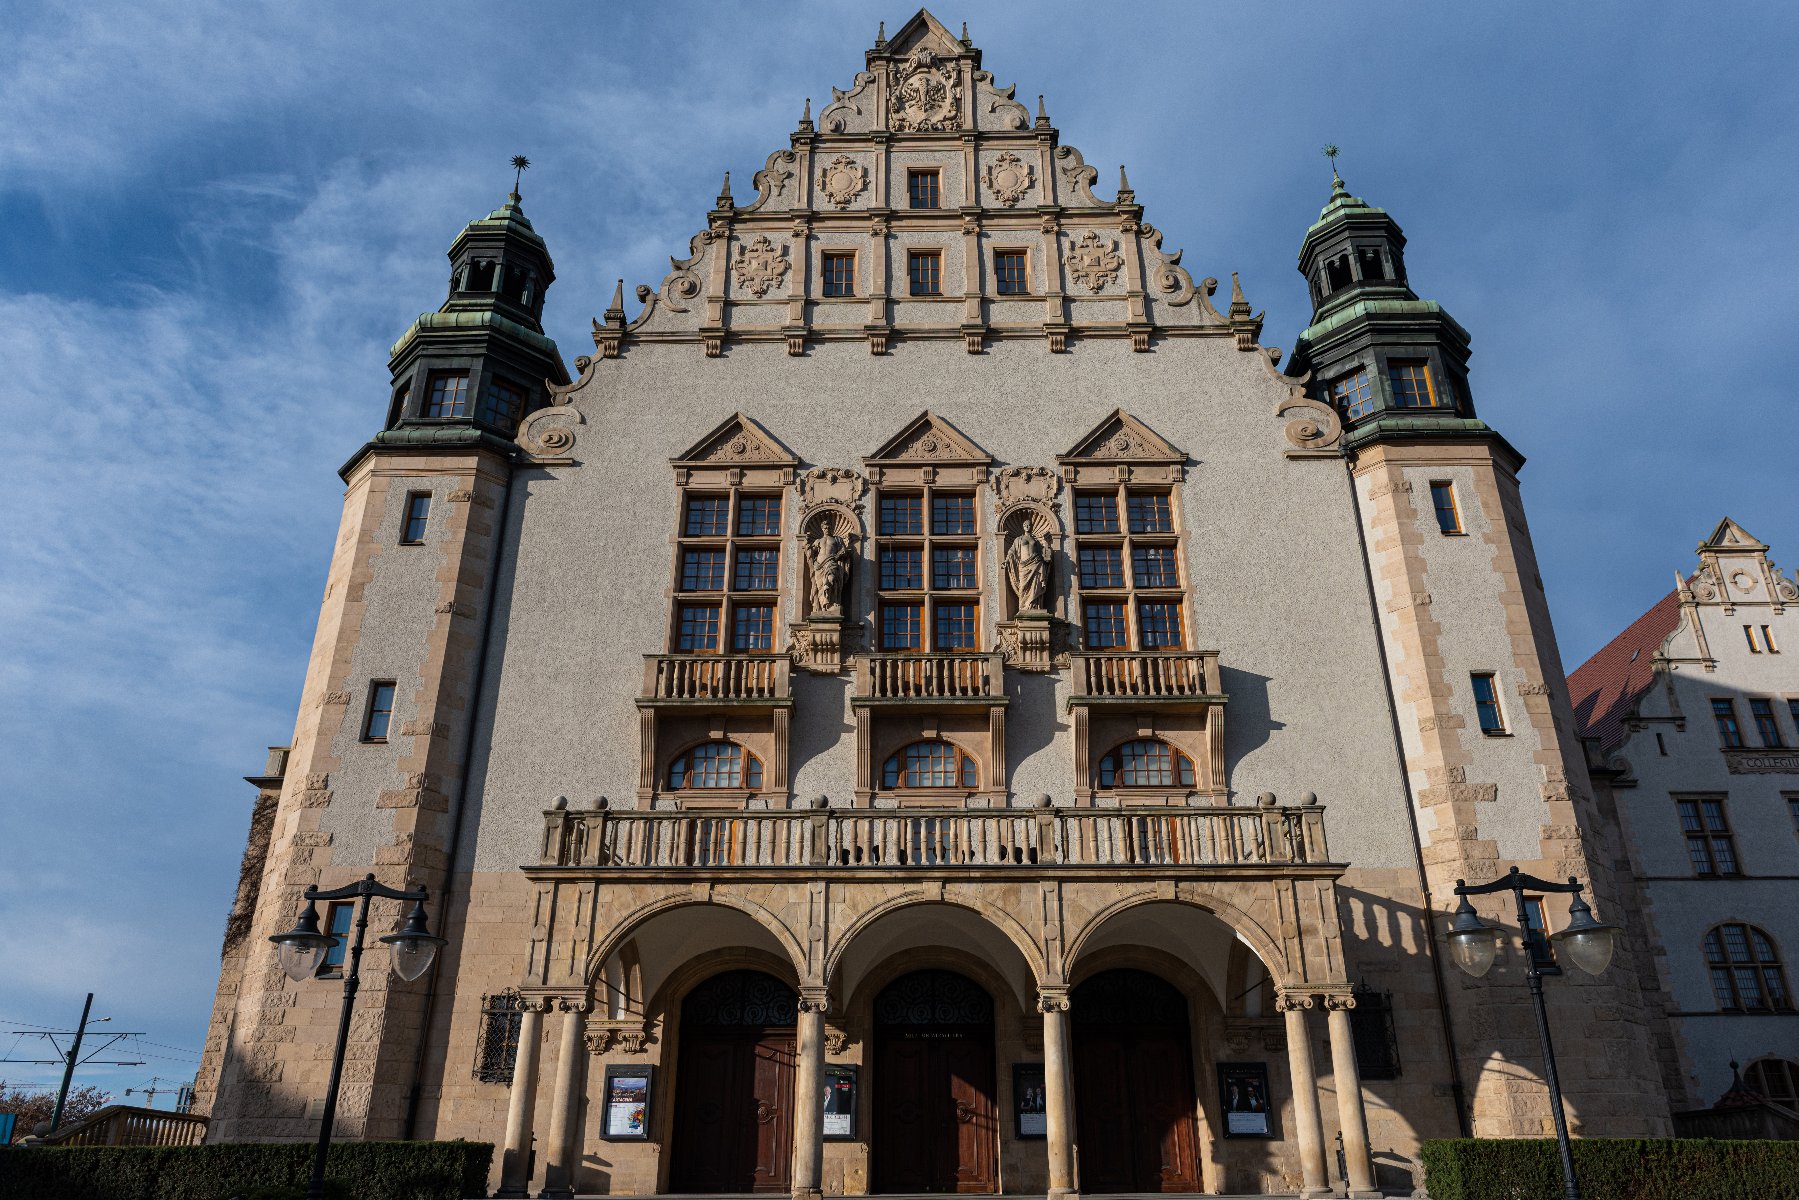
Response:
1289,174,1672,1138
194,190,569,1140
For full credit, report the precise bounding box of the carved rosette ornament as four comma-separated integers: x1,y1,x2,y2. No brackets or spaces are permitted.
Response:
1066,231,1125,291
732,235,791,297
982,152,1034,206
817,155,869,207
888,49,961,131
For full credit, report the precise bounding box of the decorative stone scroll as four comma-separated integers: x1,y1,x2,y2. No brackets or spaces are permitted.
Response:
1066,231,1124,291
982,151,1034,206
733,235,791,297
817,155,869,207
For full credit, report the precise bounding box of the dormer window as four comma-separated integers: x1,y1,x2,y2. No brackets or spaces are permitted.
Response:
423,370,471,419
1389,361,1442,409
907,169,941,209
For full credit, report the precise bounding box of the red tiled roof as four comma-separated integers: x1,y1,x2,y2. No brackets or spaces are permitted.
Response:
1568,588,1683,755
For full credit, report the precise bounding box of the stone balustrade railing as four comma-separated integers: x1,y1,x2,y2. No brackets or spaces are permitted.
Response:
40,1105,209,1147
1069,650,1223,701
641,654,791,703
855,652,1005,701
540,802,1329,870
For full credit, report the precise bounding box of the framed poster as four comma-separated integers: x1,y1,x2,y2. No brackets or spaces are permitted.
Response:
1013,1063,1047,1139
822,1065,858,1140
602,1064,653,1140
1216,1062,1273,1138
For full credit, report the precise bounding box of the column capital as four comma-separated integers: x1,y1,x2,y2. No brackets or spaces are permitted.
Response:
798,986,831,1014
518,996,555,1014
557,996,594,1014
1036,987,1070,1013
1275,992,1315,1012
1322,993,1357,1012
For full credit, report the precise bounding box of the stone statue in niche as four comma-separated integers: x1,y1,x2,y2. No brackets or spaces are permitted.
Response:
808,531,851,616
1006,528,1052,613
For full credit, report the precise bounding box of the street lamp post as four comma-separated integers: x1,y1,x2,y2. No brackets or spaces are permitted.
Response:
270,873,447,1200
1444,866,1621,1200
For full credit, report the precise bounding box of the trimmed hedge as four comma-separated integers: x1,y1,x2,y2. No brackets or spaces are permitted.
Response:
1420,1137,1799,1200
0,1139,492,1200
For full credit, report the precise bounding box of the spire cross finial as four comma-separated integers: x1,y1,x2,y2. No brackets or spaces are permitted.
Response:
511,154,531,195
1321,143,1341,182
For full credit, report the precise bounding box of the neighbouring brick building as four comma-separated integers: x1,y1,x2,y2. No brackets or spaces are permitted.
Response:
196,9,1682,1197
1570,519,1799,1119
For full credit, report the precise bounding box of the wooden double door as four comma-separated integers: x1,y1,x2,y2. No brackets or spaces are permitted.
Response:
871,970,999,1194
1070,969,1203,1193
670,971,798,1194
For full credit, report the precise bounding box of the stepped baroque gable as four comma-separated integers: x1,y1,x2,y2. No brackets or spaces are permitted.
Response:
592,9,1260,360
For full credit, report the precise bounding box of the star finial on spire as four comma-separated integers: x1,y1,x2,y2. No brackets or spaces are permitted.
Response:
1321,143,1341,182
511,154,531,196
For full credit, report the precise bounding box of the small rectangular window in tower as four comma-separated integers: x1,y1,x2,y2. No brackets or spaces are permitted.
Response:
1471,672,1506,734
478,376,526,432
821,251,856,297
993,250,1028,295
423,370,470,418
1746,625,1764,653
1678,797,1739,875
1521,898,1559,971
400,493,431,545
908,250,943,296
1764,625,1779,653
1356,246,1387,281
362,681,396,742
1389,360,1441,408
319,902,355,976
1429,482,1463,535
907,168,941,209
1712,698,1744,748
1330,369,1376,421
1751,698,1783,747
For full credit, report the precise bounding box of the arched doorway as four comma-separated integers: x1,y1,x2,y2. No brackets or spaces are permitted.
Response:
670,970,797,1193
871,969,999,1193
1071,968,1202,1192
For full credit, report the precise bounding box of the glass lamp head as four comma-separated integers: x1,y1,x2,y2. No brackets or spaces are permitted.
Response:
1446,894,1500,978
1550,892,1620,975
380,899,447,982
269,901,335,982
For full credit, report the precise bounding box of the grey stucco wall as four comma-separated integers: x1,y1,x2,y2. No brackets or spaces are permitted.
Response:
451,334,1414,874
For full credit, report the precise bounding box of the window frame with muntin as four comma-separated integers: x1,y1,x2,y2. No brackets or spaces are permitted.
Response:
670,489,784,655
907,249,944,296
1387,359,1443,409
1677,795,1740,877
421,369,472,419
668,739,766,792
1330,367,1376,422
1069,483,1187,652
907,168,941,210
1095,738,1197,793
821,250,856,298
1429,480,1463,535
881,738,979,793
992,248,1029,296
1470,671,1507,735
1704,923,1792,1012
362,680,397,743
400,492,432,546
1712,697,1745,748
874,487,981,653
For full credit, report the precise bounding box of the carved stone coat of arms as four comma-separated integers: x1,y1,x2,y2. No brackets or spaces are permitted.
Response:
1066,231,1125,291
983,151,1034,206
889,50,960,131
733,235,791,297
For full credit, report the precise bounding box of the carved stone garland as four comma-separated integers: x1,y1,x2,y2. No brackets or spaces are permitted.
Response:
817,155,869,208
982,152,1034,207
733,235,791,298
1066,231,1124,292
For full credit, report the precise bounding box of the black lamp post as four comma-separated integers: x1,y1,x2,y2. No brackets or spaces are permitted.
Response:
269,873,446,1200
1445,866,1621,1200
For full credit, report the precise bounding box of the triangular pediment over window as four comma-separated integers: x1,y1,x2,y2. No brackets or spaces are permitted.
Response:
1700,517,1767,555
672,412,798,467
864,410,992,465
1057,409,1185,465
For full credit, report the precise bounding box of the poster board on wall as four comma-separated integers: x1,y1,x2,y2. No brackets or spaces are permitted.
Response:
602,1065,653,1140
1013,1063,1047,1139
1216,1061,1273,1138
823,1065,858,1140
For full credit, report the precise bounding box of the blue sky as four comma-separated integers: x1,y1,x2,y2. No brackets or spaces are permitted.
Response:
3,1,1795,1103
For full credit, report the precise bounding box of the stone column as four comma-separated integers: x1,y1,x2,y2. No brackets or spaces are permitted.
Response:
1277,994,1330,1200
538,998,590,1200
791,991,828,1200
1324,994,1379,1198
1038,988,1077,1200
497,999,549,1198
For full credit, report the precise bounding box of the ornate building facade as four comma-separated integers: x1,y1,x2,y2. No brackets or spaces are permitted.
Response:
1571,520,1799,1117
196,10,1677,1197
